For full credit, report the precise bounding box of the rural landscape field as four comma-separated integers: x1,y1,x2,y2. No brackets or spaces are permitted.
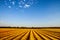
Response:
0,27,60,40
0,0,60,40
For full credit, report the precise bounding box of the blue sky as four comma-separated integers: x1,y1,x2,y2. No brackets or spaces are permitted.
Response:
0,0,60,27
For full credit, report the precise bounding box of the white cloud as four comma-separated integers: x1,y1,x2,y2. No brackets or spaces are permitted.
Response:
24,0,25,1
12,1,15,5
8,6,11,8
24,4,30,8
19,5,22,8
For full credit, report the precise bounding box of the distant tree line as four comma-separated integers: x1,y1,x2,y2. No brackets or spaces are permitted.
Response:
0,26,60,29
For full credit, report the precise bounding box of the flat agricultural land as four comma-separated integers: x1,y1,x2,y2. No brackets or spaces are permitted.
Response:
0,28,60,40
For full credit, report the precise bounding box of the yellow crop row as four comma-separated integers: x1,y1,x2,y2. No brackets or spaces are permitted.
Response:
0,28,60,40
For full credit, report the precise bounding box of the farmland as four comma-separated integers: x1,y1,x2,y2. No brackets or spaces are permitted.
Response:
0,27,60,40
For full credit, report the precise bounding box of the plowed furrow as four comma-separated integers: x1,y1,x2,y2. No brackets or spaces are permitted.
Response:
43,30,60,39
33,31,44,40
13,31,27,40
38,31,59,40
5,31,26,40
30,30,36,40
21,31,30,40
0,31,17,38
34,31,52,40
